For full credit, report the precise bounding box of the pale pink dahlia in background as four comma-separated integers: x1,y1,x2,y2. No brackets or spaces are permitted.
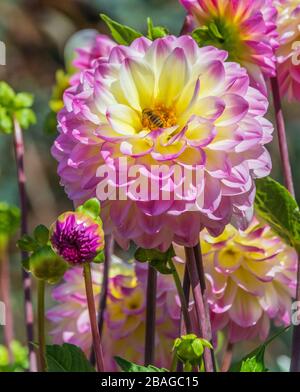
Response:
52,35,273,251
275,0,300,101
47,261,180,371
70,33,116,85
200,220,296,342
73,34,116,72
180,0,278,95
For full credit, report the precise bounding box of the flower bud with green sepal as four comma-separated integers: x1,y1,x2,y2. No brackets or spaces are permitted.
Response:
25,246,68,285
173,334,213,371
50,198,105,266
134,246,175,275
18,224,68,284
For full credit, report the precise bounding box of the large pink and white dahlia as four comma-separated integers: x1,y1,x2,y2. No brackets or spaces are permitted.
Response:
180,0,278,95
52,35,273,251
46,261,180,371
275,0,300,101
201,220,296,342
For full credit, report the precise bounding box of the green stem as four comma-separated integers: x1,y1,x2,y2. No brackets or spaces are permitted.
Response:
83,263,105,372
37,279,46,372
168,257,192,334
170,352,178,372
13,117,36,371
144,264,157,366
185,246,215,372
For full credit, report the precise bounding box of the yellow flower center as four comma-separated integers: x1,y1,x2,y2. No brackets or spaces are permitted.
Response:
142,105,177,131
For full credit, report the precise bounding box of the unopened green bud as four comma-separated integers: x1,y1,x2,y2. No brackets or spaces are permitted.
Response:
173,334,212,368
28,245,68,284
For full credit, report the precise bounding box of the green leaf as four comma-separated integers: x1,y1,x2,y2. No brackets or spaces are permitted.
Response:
0,340,28,372
93,250,105,264
114,356,168,372
0,107,13,134
192,26,212,47
134,246,175,274
14,93,34,109
46,343,95,372
0,83,36,134
191,339,204,357
17,235,38,252
21,257,30,272
231,327,289,372
208,22,223,39
0,202,20,237
147,17,169,40
80,197,101,218
240,350,266,372
10,340,28,369
255,177,300,249
100,14,142,45
0,82,15,106
33,224,49,246
15,108,36,130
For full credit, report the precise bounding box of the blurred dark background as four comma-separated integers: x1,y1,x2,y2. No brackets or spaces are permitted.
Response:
0,0,298,371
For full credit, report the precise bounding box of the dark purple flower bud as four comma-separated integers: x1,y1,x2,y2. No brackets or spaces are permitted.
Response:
50,211,104,265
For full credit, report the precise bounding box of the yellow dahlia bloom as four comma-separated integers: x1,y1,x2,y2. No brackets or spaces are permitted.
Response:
201,220,297,342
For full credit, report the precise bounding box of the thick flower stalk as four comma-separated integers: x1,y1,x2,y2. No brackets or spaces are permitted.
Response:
50,200,105,371
275,0,300,101
53,35,273,251
180,0,278,95
199,220,297,343
47,261,180,371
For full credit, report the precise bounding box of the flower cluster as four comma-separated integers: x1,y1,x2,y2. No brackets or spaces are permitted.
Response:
52,35,273,251
47,260,180,370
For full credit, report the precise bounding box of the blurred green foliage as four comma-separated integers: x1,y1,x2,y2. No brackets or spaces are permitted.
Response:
0,341,28,372
0,202,20,237
0,82,36,134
